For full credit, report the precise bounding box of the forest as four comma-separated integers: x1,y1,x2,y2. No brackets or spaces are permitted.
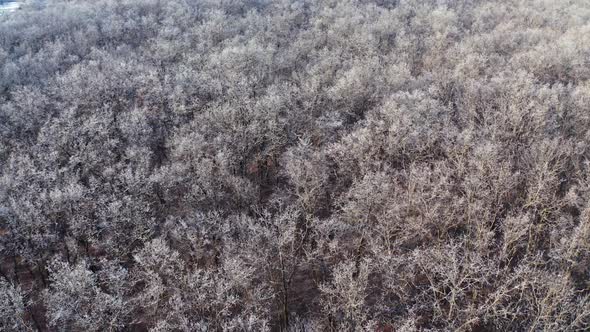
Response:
1,0,590,331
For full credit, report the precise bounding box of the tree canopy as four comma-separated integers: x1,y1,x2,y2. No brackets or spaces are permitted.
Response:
1,0,590,330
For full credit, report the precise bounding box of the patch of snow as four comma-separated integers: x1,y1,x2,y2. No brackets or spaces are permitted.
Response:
0,1,21,13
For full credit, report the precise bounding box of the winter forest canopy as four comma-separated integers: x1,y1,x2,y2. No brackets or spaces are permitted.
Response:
1,0,590,331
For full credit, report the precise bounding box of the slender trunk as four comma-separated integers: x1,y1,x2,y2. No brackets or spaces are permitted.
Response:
63,238,71,264
38,263,48,288
84,239,90,258
13,254,19,283
279,252,289,330
0,265,8,281
30,311,42,332
282,289,289,331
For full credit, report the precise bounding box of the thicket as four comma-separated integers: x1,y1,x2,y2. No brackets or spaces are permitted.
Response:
1,0,590,331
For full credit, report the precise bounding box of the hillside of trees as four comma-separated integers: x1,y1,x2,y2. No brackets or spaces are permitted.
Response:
1,0,590,331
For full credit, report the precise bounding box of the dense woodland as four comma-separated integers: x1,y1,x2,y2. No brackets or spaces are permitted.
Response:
1,0,590,331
